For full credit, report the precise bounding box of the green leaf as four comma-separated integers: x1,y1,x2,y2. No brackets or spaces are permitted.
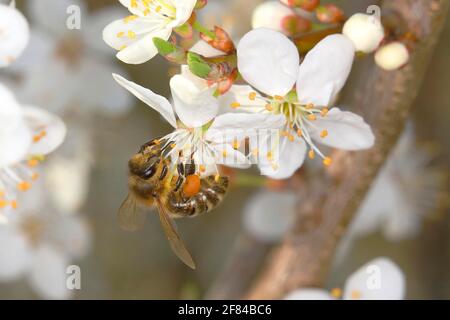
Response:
153,37,176,56
187,52,211,78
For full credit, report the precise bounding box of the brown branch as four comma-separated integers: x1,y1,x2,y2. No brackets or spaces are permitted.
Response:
207,0,449,300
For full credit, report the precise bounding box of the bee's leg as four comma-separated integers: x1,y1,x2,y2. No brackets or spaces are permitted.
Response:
159,163,169,181
174,175,184,192
185,158,196,176
139,138,161,153
177,163,185,176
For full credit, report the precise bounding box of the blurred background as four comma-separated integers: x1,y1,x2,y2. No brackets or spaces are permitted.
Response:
0,0,448,299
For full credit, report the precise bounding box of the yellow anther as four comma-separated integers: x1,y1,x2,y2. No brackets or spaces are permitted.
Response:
0,191,5,198
323,157,332,167
281,131,289,137
222,150,228,157
320,130,328,138
231,102,240,109
265,104,273,111
17,181,31,192
307,114,317,121
32,130,47,143
199,165,206,173
308,150,315,160
232,139,240,150
10,200,18,209
0,199,7,208
252,149,259,157
274,95,284,101
156,5,162,12
27,159,40,168
248,92,257,101
130,0,138,8
306,103,314,109
321,108,329,117
267,151,273,161
350,290,362,300
31,173,39,181
288,135,295,142
119,45,127,51
127,30,136,39
330,288,342,299
116,32,125,38
123,15,138,24
143,9,150,16
214,174,221,182
297,129,303,137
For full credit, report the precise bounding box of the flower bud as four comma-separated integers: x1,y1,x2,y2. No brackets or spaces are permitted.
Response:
252,1,294,33
280,0,320,12
316,4,344,24
281,14,312,35
375,42,410,71
343,13,384,53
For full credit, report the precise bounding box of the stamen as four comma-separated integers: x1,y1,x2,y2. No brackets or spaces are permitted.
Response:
267,151,273,161
127,30,136,39
308,150,315,159
274,95,284,101
248,92,257,101
307,114,317,121
306,103,314,110
17,181,32,192
232,139,240,150
350,290,362,300
330,288,342,299
320,130,328,138
323,157,332,167
321,108,329,117
265,104,273,112
116,32,125,38
231,102,241,109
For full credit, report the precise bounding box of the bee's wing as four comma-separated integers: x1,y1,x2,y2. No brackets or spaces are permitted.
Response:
118,194,147,231
156,201,196,269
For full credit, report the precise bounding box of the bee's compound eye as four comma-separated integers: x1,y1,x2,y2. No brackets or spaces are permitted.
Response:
183,175,201,197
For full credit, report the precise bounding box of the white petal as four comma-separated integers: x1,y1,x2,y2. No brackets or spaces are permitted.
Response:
27,0,85,37
23,106,67,156
258,135,307,180
343,257,406,300
113,74,177,127
284,289,333,300
237,28,300,96
102,16,171,64
296,34,355,106
308,108,375,150
213,144,251,169
28,246,72,300
243,190,296,243
0,84,31,167
252,1,294,33
170,73,219,128
190,40,225,58
0,226,31,280
0,3,29,68
170,0,197,27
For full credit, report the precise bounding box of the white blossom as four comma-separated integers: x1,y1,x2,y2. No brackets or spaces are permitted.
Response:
342,13,384,54
103,0,197,64
375,42,410,71
228,28,374,179
285,258,405,300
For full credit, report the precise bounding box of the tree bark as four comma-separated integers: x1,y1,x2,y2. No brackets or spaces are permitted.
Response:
207,0,450,300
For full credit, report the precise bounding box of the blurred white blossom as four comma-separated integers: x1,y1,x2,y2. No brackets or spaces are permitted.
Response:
0,83,66,223
342,13,384,54
0,1,29,68
7,0,132,116
285,257,405,300
375,42,410,71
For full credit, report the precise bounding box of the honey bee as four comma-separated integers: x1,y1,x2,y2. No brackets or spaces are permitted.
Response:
119,138,229,269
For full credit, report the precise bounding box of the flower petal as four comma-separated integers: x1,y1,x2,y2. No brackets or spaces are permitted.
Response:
0,84,31,167
213,144,251,169
343,257,405,300
284,289,333,300
170,72,219,128
103,16,171,64
0,3,29,68
113,74,177,127
237,28,300,96
257,135,307,180
308,108,374,151
23,106,67,156
170,0,197,27
190,40,225,58
28,245,72,299
0,226,31,281
243,190,296,243
252,1,294,33
296,34,355,106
